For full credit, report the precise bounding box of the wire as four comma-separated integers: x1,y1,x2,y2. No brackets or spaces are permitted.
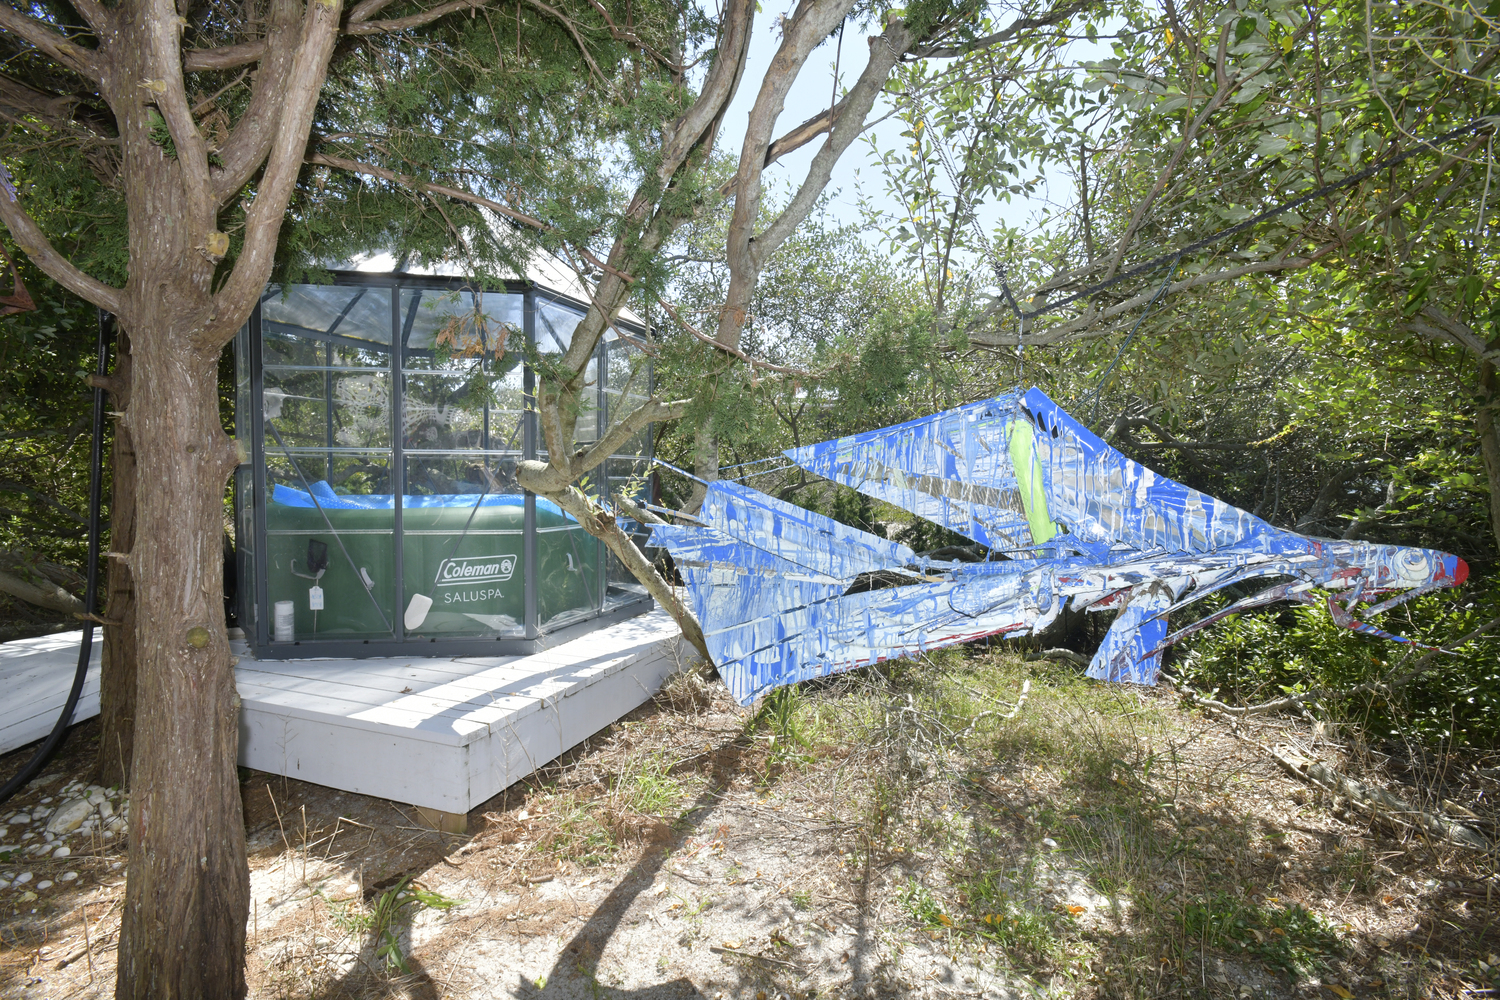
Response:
1083,257,1181,424
739,463,798,479
720,455,784,471
651,456,708,484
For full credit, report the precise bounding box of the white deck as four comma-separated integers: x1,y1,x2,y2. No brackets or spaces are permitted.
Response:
0,629,103,756
2,611,685,814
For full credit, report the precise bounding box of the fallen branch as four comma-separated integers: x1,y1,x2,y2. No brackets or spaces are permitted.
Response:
1267,745,1491,852
1024,647,1087,667
0,566,84,615
1002,679,1031,720
709,946,802,969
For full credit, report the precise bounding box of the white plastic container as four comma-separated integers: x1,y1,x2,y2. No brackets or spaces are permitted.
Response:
273,600,296,642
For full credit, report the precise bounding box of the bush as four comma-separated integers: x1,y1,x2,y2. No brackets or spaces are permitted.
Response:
1173,571,1500,748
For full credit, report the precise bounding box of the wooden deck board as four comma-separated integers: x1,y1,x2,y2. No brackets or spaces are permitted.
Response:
0,632,102,755
2,609,684,813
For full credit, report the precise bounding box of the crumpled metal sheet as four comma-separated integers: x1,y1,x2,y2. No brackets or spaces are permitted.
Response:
649,389,1468,704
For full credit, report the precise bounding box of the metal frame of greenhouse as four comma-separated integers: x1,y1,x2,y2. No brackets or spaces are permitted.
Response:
233,257,656,661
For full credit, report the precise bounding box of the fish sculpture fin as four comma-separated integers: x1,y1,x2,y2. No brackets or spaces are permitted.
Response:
1087,582,1175,685
1324,597,1450,652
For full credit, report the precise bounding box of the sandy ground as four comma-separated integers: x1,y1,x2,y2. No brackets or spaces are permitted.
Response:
2,659,1497,1000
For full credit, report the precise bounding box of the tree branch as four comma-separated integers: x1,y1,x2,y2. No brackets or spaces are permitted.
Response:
0,566,84,615
715,0,858,349
755,16,912,258
971,136,1485,347
657,0,755,179
0,3,101,79
345,0,486,35
0,177,123,315
205,0,345,346
182,39,267,72
912,0,1093,59
212,0,305,202
1411,305,1494,362
307,151,627,280
513,0,606,86
656,296,813,377
545,482,713,664
147,0,212,213
573,395,690,475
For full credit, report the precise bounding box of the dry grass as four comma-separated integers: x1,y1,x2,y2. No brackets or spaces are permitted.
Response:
3,651,1497,999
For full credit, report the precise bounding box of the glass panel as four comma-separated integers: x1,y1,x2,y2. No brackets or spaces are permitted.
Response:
535,298,586,354
234,467,256,632
575,354,599,445
401,506,527,639
261,284,392,368
537,510,601,631
405,454,522,498
397,452,528,638
603,340,650,457
400,288,523,372
262,368,391,452
265,450,395,507
402,367,525,453
235,322,252,440
263,455,396,641
604,457,651,609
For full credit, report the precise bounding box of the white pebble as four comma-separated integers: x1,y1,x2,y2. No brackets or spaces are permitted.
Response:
110,861,122,870
39,797,52,805
20,832,34,842
0,826,7,840
36,880,52,890
60,871,78,882
0,879,9,889
52,846,70,858
102,831,115,841
15,872,32,884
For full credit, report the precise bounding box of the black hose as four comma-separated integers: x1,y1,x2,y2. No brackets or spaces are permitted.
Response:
0,309,109,806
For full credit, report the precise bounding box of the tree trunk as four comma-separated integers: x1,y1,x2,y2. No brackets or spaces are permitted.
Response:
1477,360,1500,551
96,328,136,789
114,301,248,999
687,418,718,512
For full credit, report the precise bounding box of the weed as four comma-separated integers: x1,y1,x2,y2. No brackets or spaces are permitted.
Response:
958,869,1062,964
327,877,463,973
791,890,812,911
754,686,820,772
616,754,684,816
899,877,955,931
1179,892,1343,975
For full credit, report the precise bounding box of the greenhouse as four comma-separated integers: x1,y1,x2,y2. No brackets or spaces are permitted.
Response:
232,255,655,659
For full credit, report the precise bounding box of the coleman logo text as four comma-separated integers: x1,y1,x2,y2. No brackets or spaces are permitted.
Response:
436,554,516,586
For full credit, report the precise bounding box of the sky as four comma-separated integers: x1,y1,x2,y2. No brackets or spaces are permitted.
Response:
708,14,1122,267
710,19,1062,244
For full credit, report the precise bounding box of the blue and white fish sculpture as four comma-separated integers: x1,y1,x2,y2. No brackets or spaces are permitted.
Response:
647,389,1467,704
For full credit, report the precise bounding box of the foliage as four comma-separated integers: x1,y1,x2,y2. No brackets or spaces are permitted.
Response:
1176,572,1500,747
326,876,463,973
1180,892,1345,975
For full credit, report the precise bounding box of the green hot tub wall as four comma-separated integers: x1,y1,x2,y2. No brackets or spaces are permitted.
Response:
264,500,601,640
